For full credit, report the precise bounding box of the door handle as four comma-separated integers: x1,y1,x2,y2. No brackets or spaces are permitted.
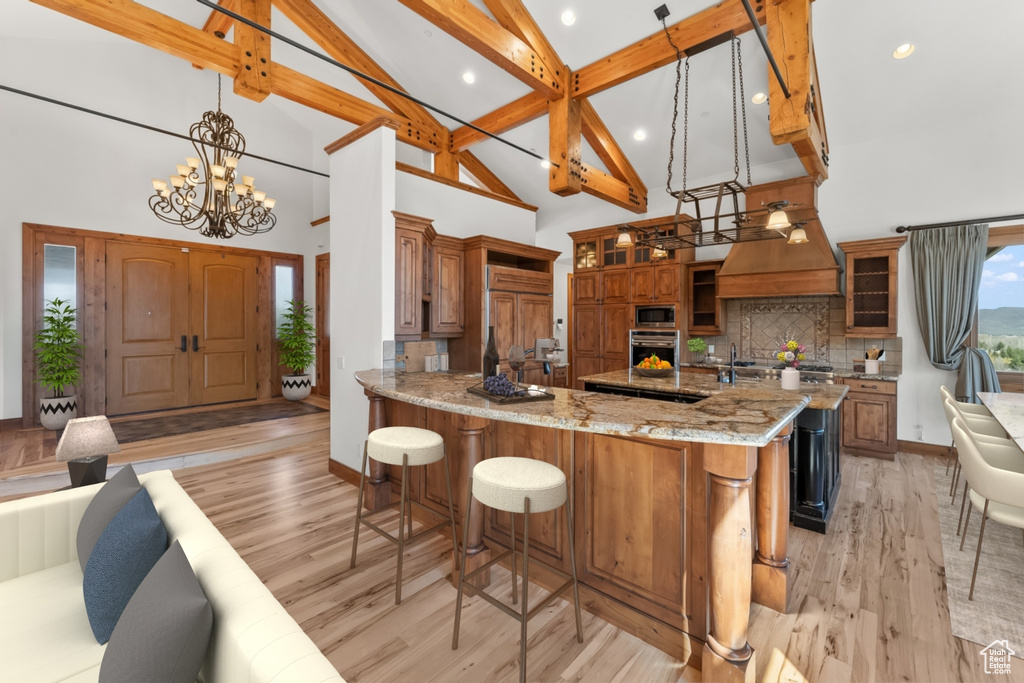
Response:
192,335,201,352
180,335,187,352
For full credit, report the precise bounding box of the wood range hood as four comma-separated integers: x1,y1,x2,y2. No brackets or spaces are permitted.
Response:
717,177,842,298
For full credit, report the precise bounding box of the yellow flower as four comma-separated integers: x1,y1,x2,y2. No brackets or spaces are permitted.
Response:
797,353,806,360
787,340,799,351
776,351,786,361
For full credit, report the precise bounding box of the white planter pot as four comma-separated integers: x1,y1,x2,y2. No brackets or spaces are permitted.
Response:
780,368,801,390
865,359,879,375
282,375,312,401
40,395,77,430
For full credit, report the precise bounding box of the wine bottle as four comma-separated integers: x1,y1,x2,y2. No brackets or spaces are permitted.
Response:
483,325,499,378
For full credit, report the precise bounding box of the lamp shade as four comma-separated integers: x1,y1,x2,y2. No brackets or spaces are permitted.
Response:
55,416,121,463
615,230,633,249
766,209,791,231
787,227,809,244
652,246,668,260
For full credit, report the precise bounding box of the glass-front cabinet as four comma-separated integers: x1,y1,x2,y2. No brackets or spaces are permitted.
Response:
574,239,598,270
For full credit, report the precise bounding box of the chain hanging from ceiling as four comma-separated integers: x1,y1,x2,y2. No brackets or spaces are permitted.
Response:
619,24,804,249
148,76,277,239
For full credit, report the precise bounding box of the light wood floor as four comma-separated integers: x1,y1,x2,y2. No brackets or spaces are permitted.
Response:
165,441,1024,683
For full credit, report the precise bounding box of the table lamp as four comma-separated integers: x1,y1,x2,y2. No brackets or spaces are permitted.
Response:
55,416,121,487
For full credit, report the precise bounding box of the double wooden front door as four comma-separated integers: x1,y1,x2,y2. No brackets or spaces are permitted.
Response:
106,243,257,415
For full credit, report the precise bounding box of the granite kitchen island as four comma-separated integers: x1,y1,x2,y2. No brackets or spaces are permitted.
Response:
353,369,820,679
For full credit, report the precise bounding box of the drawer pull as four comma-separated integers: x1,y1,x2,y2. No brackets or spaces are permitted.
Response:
862,384,878,390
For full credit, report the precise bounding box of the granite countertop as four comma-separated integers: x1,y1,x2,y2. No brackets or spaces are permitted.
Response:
580,369,849,411
354,369,810,448
679,362,901,383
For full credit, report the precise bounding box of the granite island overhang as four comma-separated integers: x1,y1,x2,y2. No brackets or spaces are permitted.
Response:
352,368,821,679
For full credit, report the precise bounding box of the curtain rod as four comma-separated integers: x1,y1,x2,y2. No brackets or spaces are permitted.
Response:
895,213,1024,233
195,0,559,168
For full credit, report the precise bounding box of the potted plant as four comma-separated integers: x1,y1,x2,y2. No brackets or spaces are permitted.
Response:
687,337,708,364
277,299,316,401
33,298,83,430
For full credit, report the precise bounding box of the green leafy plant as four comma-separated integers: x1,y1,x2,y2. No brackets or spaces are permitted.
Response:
686,337,708,354
33,298,83,398
277,299,316,375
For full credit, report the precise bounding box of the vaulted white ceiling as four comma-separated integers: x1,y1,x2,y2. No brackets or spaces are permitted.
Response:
5,0,1023,219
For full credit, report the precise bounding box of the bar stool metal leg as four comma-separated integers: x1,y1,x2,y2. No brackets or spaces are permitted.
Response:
452,476,474,650
350,442,369,570
519,497,530,683
510,512,518,605
442,446,460,571
396,453,409,605
957,480,970,535
564,491,584,643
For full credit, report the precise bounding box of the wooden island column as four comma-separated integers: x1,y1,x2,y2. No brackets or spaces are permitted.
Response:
703,442,757,683
752,421,792,613
362,388,392,510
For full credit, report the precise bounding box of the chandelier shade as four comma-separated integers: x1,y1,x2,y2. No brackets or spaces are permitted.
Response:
148,77,276,239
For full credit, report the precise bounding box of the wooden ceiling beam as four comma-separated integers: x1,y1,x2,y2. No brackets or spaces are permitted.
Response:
548,91,581,196
481,0,566,89
397,0,564,100
232,0,271,102
579,98,646,194
271,0,441,139
30,0,240,74
580,164,647,213
766,0,828,183
449,92,547,151
199,0,236,39
457,150,522,201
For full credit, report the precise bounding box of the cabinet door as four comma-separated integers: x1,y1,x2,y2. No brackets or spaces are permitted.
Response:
574,272,601,304
431,246,464,336
573,355,604,388
601,235,630,269
602,270,631,303
653,263,681,304
519,294,552,350
602,357,630,373
842,391,897,455
395,228,422,338
574,239,599,270
631,268,654,303
685,261,724,335
489,290,518,361
601,304,631,360
573,305,601,357
845,250,898,337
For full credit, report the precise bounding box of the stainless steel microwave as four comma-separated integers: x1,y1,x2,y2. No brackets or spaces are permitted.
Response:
634,305,676,328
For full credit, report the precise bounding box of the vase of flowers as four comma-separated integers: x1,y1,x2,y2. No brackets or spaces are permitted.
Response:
776,340,806,390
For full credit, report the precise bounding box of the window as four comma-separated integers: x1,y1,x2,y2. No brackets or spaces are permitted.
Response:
974,227,1024,392
274,264,295,337
43,244,77,327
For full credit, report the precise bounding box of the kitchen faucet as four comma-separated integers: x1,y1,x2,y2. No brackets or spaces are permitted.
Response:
720,343,737,384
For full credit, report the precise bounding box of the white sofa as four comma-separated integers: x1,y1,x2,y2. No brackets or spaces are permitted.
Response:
0,470,345,683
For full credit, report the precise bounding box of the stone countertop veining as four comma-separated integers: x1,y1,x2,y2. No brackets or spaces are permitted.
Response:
354,369,810,448
579,369,848,411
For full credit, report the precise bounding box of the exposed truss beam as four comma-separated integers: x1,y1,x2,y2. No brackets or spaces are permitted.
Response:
232,0,271,101
457,150,522,201
766,0,828,182
199,0,235,39
450,92,547,152
397,0,564,100
548,91,581,196
579,98,646,196
580,164,646,213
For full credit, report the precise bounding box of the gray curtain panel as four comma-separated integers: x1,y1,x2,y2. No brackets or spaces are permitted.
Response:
910,223,989,371
955,346,1001,403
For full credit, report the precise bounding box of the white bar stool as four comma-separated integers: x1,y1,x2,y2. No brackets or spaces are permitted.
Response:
452,456,583,683
350,426,458,605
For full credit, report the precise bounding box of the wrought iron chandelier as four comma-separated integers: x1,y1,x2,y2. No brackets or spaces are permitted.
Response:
615,28,811,250
149,76,276,239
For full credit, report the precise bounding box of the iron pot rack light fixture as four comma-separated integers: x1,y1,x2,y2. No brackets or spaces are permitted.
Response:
148,76,276,239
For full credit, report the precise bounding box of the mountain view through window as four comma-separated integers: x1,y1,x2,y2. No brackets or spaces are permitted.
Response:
978,243,1024,374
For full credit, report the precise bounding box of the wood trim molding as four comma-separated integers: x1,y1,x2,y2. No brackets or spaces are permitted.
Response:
328,457,361,486
324,116,402,155
897,440,953,459
310,215,329,227
396,162,538,212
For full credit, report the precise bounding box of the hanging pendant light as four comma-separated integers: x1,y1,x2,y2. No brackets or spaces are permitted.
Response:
148,75,277,239
651,246,669,260
787,223,809,244
766,209,791,231
615,229,634,249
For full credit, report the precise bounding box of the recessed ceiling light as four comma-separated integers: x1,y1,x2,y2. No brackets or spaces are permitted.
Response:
751,92,767,104
541,159,551,169
424,29,432,38
561,10,576,26
633,129,647,141
892,43,915,59
462,71,475,84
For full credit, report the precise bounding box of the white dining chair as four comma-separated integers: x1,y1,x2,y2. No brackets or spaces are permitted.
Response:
940,389,1008,504
949,416,1024,600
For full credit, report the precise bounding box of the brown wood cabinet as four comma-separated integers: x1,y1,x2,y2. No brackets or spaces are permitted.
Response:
430,237,464,337
394,212,438,342
838,237,906,338
601,270,631,303
840,378,898,460
685,260,725,335
573,271,600,304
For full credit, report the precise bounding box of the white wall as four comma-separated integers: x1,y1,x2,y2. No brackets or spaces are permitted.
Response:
0,35,326,419
536,107,1024,447
328,128,397,470
396,173,536,242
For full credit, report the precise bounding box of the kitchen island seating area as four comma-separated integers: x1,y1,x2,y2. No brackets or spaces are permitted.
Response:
349,426,459,605
452,456,584,683
354,368,825,679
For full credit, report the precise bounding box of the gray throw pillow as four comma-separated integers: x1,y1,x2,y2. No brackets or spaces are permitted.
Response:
83,488,168,643
100,541,213,683
77,464,142,572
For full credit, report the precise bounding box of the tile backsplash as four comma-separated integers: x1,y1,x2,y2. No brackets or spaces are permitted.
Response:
385,338,449,370
696,296,903,374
